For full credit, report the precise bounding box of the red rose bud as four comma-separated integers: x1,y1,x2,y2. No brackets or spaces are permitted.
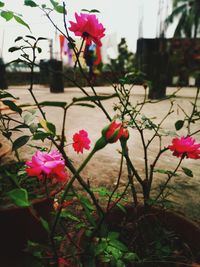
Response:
119,127,129,141
119,127,129,154
102,121,129,144
101,121,122,143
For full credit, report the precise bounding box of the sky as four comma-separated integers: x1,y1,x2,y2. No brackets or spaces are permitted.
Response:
0,0,175,63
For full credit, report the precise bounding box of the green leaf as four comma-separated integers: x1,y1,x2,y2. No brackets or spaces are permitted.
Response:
109,239,128,252
1,11,13,21
116,260,125,267
40,217,50,233
80,196,94,211
32,131,49,141
25,35,36,40
83,206,96,227
15,36,23,42
39,119,56,135
55,5,64,13
61,211,80,222
24,0,38,7
175,120,184,130
2,100,22,114
74,103,95,108
12,135,30,151
37,37,48,41
0,90,18,99
95,240,107,256
37,47,42,53
50,0,58,8
14,15,30,30
7,188,30,207
116,203,126,213
39,101,67,108
182,167,193,177
154,168,178,176
123,252,139,261
0,1,4,8
90,9,100,13
81,9,100,13
73,93,118,103
8,46,21,53
46,121,56,135
108,232,120,240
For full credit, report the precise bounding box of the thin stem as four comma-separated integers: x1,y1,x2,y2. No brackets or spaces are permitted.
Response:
106,154,124,211
154,157,183,202
60,107,68,149
148,147,168,196
50,148,103,239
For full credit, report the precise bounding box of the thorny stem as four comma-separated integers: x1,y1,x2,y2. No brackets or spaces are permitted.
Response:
154,157,183,202
106,153,124,211
126,156,138,206
148,147,168,198
146,101,174,149
187,87,200,135
60,107,68,149
50,148,103,239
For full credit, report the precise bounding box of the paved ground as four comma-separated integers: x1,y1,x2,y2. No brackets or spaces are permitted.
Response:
1,85,200,222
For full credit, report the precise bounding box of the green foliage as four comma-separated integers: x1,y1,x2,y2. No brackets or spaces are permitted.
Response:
7,188,30,207
81,9,100,13
154,169,178,177
94,231,138,266
73,93,118,103
175,119,184,130
2,99,22,114
49,0,64,13
1,10,13,21
24,0,38,7
12,135,30,151
105,38,136,82
14,15,30,30
40,217,50,233
182,167,193,177
39,101,67,108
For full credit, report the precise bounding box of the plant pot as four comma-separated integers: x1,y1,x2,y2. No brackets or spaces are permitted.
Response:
79,205,200,267
0,183,64,259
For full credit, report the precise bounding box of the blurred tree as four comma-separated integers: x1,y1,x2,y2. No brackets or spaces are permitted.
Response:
166,0,200,38
109,38,135,76
104,38,146,84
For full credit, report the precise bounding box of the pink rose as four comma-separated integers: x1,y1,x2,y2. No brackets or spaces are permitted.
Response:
69,13,105,47
168,136,200,159
25,150,68,182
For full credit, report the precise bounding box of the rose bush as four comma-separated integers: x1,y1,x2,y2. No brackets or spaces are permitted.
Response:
1,1,200,267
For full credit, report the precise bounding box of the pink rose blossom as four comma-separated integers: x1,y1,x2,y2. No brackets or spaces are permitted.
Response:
69,13,105,46
168,136,200,159
25,150,68,182
72,129,91,154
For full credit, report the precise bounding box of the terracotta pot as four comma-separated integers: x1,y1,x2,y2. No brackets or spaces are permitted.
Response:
105,205,200,254
79,205,200,266
0,183,64,259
